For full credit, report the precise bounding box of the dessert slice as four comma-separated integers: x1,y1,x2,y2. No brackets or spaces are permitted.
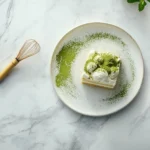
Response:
82,51,121,89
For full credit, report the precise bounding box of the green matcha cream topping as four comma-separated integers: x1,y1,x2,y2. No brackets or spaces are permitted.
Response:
84,51,120,75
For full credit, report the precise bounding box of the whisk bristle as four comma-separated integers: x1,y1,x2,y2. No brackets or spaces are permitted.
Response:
16,39,40,61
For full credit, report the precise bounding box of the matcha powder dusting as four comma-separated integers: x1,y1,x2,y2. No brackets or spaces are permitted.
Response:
56,41,84,87
55,32,135,102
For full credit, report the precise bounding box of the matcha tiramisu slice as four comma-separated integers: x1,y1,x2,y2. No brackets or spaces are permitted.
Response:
82,51,121,89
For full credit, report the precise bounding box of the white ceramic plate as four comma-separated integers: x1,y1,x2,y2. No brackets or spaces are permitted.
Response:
51,23,144,116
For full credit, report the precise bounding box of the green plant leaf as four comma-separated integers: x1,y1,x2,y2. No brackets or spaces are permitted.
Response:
127,0,140,3
139,0,147,11
127,0,149,11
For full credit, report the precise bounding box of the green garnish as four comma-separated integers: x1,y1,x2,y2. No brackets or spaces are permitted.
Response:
100,53,120,74
100,65,111,74
111,66,119,72
84,52,120,75
127,0,149,11
93,54,104,65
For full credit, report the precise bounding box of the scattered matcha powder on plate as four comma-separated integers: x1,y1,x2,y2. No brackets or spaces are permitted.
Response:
56,41,84,87
55,32,135,101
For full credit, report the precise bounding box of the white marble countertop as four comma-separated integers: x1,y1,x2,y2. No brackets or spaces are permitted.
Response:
0,0,150,149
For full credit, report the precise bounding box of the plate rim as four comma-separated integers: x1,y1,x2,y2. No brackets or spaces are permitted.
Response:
50,22,144,116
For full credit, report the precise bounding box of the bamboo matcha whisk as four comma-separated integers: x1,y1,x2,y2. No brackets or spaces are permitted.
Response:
0,39,40,81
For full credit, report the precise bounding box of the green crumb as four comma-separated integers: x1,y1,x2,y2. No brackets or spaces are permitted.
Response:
106,83,130,101
128,54,135,81
56,41,84,87
86,32,126,47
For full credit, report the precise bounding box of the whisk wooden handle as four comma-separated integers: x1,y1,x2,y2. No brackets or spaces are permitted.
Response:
0,58,19,81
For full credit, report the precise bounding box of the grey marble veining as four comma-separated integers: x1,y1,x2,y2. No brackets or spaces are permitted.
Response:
0,0,150,149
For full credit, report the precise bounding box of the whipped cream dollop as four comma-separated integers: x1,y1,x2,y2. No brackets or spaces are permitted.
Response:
86,62,97,73
92,69,108,82
110,70,119,79
82,72,90,79
91,69,116,86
